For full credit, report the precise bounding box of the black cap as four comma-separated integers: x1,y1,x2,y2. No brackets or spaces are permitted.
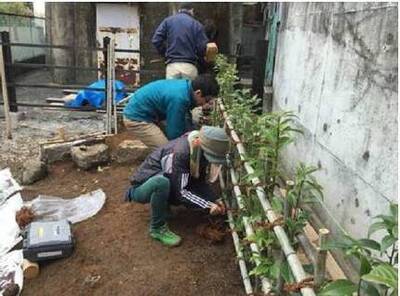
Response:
180,2,194,10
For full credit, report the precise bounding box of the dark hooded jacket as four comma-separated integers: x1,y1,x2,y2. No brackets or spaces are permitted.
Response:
130,134,217,208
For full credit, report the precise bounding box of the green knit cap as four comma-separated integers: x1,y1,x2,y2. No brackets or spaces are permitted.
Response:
199,126,229,164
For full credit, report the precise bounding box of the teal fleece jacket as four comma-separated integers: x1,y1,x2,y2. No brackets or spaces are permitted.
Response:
123,79,195,140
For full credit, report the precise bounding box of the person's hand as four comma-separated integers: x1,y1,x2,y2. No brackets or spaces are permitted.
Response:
215,199,226,215
209,199,226,216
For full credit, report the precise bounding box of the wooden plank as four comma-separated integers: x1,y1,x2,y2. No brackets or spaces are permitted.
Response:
278,187,346,280
303,223,346,280
62,89,78,95
46,94,76,103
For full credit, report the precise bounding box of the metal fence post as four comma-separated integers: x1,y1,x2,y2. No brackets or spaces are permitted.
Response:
1,31,17,112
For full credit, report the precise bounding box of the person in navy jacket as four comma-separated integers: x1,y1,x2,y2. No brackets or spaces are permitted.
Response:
152,3,209,80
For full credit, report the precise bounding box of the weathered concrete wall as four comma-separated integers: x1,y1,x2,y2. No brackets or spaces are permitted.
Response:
273,3,397,239
46,3,97,84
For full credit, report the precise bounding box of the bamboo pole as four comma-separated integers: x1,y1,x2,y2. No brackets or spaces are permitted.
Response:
229,165,273,294
276,182,292,292
0,46,12,139
219,171,254,295
219,99,316,296
314,228,330,288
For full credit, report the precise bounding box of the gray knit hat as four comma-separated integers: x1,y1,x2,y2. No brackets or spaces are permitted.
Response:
199,126,229,164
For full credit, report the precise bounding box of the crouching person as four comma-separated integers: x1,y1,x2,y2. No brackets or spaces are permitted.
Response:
125,126,229,247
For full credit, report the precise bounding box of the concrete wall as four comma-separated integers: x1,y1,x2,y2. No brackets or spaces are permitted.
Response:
272,2,397,239
0,26,45,62
46,3,97,84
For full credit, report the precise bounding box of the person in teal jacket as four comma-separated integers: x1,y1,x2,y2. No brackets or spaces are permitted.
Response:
123,74,219,149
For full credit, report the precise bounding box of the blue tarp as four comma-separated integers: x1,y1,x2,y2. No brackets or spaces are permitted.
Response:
66,80,127,108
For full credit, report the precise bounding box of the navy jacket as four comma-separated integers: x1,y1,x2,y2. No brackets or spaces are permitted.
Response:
130,134,217,208
152,12,209,66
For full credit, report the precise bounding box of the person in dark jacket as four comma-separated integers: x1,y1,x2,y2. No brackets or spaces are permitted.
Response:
125,126,229,247
123,74,219,150
152,3,209,80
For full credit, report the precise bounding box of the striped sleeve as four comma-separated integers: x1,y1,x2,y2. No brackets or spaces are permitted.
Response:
180,173,212,209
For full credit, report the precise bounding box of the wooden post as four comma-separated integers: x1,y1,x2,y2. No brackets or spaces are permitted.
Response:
1,31,17,112
0,45,12,139
314,228,330,288
22,259,39,279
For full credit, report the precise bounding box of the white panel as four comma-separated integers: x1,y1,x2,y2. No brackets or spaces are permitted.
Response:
96,3,140,86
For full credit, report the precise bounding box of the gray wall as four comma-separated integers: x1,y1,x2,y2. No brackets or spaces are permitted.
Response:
272,2,397,239
46,3,97,84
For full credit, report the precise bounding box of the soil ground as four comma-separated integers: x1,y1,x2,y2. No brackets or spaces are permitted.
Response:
20,160,244,296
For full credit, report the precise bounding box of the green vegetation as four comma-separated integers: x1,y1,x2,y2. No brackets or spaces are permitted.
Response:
214,54,398,295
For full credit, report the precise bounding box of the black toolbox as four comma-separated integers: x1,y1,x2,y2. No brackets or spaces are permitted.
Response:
23,220,75,262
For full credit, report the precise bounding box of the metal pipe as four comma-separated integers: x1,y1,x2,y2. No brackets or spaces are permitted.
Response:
0,101,123,114
219,99,316,296
111,40,118,134
219,172,254,295
106,40,112,135
0,41,140,53
8,82,137,93
8,62,158,75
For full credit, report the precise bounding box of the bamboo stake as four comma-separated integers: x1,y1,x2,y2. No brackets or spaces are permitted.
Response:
218,99,316,296
314,228,330,288
219,171,254,295
0,46,12,139
276,182,292,292
39,131,105,145
229,166,273,294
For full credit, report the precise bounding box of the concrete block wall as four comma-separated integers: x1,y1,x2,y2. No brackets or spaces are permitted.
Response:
272,2,397,239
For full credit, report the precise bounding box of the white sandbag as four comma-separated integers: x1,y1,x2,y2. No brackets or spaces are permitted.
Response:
0,250,23,296
0,168,22,207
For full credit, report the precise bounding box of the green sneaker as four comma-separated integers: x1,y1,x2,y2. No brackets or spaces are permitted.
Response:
150,225,182,247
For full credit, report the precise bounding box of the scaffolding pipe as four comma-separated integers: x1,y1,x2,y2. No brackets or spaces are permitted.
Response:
110,40,118,134
219,172,254,295
228,165,273,294
218,99,316,296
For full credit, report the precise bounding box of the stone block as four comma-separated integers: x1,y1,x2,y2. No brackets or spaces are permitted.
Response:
71,143,110,170
22,159,48,185
114,140,151,164
41,138,105,164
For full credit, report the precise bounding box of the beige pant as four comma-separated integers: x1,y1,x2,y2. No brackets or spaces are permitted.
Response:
166,62,198,80
123,118,168,150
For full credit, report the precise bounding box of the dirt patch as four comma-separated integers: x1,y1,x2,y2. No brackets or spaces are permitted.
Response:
196,217,228,244
21,161,243,296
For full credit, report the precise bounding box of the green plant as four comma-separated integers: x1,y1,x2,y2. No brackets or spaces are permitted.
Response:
319,203,398,296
